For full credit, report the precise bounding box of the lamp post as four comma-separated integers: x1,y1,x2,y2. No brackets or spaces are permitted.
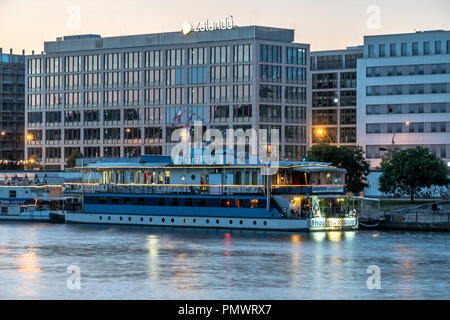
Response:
379,121,410,157
315,128,333,144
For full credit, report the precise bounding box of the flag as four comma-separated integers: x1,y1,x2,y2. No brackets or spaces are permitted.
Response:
173,109,182,124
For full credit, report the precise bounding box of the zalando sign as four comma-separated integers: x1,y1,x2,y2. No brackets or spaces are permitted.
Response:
182,16,234,35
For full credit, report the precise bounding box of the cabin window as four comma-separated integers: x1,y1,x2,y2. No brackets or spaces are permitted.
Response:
252,171,258,185
198,199,207,207
170,198,179,206
165,171,170,184
112,198,119,205
184,198,193,206
244,172,250,185
137,198,145,205
191,174,196,180
99,198,107,204
124,197,132,204
9,190,16,198
1,207,8,215
157,198,165,206
235,171,242,185
250,199,259,208
235,199,243,208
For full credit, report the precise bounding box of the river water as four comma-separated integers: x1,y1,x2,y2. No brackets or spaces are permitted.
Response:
0,222,448,299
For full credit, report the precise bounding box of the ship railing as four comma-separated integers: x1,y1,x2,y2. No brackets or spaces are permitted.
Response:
64,183,263,195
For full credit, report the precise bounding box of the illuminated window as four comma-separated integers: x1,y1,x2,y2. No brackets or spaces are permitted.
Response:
250,199,259,208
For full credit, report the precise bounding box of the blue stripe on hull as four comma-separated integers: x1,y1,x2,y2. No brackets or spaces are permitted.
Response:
83,204,281,218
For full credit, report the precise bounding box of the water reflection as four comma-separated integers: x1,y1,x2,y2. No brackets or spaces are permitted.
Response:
0,223,448,299
146,235,159,278
311,232,326,242
394,244,417,299
327,231,342,242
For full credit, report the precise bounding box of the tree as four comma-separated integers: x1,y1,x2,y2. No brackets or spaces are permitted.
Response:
65,150,83,169
379,147,449,203
307,144,370,194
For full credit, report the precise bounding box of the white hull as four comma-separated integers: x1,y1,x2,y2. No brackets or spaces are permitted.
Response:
66,212,311,231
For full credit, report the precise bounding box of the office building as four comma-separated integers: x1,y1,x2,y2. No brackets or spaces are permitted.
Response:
357,30,450,169
0,48,25,161
25,25,310,169
310,46,363,146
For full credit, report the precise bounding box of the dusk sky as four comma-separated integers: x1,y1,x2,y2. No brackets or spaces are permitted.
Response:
1,0,449,54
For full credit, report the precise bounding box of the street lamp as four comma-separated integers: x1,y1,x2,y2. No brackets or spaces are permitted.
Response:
315,128,333,144
391,121,410,145
379,121,410,156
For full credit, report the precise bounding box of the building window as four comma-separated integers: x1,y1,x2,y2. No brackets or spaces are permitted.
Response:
188,47,206,65
124,52,140,69
340,109,356,125
233,104,252,122
233,84,252,102
166,49,184,66
233,44,252,63
144,50,162,67
389,43,396,57
412,42,419,56
188,67,207,84
401,43,407,56
166,68,184,85
210,105,229,123
104,53,121,70
286,47,307,65
379,44,385,57
260,44,282,63
285,106,306,124
210,46,229,64
259,105,281,123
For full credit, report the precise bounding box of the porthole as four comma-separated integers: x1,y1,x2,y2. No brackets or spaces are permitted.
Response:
263,221,267,226
229,220,233,224
184,218,187,223
149,217,153,222
108,216,111,221
239,220,243,225
206,219,210,224
171,218,174,223
140,217,143,222
253,221,257,225
120,217,123,221
99,216,102,220
162,218,165,222
191,174,196,180
128,217,131,222
193,219,197,223
216,219,220,224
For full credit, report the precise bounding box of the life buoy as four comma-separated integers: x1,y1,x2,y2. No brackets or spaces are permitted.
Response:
312,203,320,217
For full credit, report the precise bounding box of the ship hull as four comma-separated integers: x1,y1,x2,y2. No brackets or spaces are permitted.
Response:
65,212,311,231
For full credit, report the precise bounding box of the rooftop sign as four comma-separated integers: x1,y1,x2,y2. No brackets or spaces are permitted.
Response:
182,16,234,35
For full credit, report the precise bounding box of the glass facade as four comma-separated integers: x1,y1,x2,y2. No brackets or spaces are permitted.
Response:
25,27,310,167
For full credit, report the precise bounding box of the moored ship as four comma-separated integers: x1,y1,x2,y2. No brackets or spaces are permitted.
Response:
65,155,359,231
0,172,66,222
